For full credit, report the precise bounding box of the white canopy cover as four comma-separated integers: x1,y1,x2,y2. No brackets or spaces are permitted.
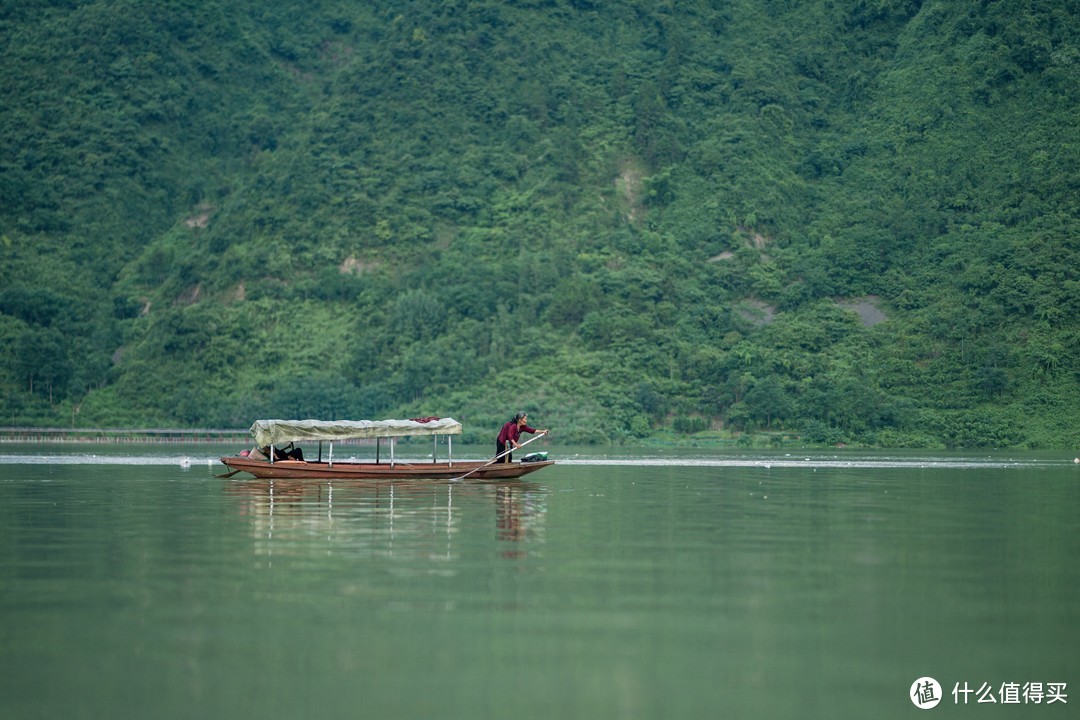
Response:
250,418,462,447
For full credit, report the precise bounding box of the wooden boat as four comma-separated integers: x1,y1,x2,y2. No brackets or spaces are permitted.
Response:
219,417,554,481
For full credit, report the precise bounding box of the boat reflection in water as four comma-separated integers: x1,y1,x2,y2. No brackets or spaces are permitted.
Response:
224,478,547,563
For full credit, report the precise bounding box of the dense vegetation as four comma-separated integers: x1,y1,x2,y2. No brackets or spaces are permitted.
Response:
1,0,1078,448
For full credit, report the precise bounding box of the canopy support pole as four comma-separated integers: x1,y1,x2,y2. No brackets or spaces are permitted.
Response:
329,442,334,467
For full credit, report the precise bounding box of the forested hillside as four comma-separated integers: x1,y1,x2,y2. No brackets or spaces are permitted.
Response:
2,0,1078,447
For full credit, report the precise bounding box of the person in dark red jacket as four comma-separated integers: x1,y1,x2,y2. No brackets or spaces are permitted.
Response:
496,412,548,462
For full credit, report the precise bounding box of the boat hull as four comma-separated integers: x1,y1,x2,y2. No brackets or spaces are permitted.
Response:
220,456,554,480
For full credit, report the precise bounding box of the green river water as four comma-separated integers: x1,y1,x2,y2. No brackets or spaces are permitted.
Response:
1,445,1077,719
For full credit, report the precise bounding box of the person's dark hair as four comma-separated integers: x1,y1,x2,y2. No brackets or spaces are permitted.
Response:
513,412,527,423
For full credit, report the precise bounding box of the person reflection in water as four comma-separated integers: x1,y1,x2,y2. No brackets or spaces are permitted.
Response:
496,484,547,559
497,486,524,541
495,412,547,463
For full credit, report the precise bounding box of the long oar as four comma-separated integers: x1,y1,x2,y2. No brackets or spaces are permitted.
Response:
452,432,547,482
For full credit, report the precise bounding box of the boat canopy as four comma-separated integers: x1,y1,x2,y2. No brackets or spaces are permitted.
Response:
250,418,462,447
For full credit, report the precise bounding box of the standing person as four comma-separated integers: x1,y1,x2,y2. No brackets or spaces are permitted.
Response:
496,412,548,463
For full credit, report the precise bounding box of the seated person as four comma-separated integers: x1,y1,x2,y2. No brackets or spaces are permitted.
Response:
260,443,305,462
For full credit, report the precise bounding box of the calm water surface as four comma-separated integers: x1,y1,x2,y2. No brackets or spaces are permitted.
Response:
1,445,1077,719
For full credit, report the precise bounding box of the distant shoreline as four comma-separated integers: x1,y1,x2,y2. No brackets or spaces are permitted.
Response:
0,427,250,444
